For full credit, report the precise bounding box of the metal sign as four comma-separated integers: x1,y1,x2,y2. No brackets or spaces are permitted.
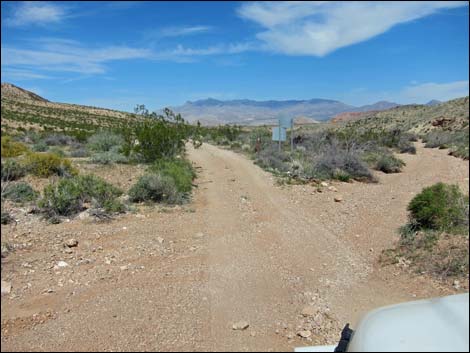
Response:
272,126,287,141
279,117,293,129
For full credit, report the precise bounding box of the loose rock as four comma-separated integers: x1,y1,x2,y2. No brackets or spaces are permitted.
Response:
334,196,343,202
297,330,312,338
1,281,12,295
65,239,78,248
232,321,249,330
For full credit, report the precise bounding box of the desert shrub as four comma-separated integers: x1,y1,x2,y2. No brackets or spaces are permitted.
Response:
48,146,66,157
90,149,128,165
423,131,453,149
121,111,189,163
1,159,26,181
254,144,291,173
407,183,468,231
32,140,48,152
69,147,88,158
1,136,29,157
375,154,406,173
128,173,182,204
242,144,251,152
38,174,124,217
21,152,78,177
44,133,74,146
87,131,124,153
2,182,38,203
149,158,195,193
312,144,373,181
230,141,242,149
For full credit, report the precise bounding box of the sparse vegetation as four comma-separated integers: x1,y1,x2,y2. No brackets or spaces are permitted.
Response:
2,182,38,203
382,183,469,280
1,159,26,181
129,173,182,204
1,136,29,157
149,158,195,193
21,152,78,177
38,174,124,219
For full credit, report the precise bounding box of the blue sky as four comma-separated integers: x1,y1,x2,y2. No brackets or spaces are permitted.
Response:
1,1,469,112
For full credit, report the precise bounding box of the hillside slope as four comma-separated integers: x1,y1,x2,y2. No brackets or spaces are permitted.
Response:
1,83,141,135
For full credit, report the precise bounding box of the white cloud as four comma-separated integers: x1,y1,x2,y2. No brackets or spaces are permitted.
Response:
5,1,68,27
159,25,213,37
1,68,53,80
237,1,468,56
2,39,153,74
400,80,469,103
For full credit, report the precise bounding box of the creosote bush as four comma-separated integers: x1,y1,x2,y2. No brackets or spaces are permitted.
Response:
1,159,26,181
2,182,38,203
128,173,182,204
21,152,78,177
149,158,195,193
38,174,124,218
407,183,468,231
1,136,29,157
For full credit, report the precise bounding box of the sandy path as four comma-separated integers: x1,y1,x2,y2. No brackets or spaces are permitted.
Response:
1,142,468,351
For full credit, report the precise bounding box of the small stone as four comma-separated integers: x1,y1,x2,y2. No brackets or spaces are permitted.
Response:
64,248,73,254
320,182,329,187
157,237,164,244
120,265,128,271
301,306,316,317
328,186,338,192
1,281,12,295
57,261,69,268
194,232,204,238
122,227,127,230
232,321,249,330
453,280,461,290
286,332,295,339
65,239,78,248
297,330,312,338
334,196,343,202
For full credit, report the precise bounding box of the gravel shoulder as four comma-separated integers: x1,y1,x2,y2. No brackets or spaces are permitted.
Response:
1,142,468,351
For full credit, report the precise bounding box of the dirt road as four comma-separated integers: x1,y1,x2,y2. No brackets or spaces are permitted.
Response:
1,142,468,351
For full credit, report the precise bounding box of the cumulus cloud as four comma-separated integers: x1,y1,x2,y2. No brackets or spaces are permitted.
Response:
4,1,68,27
237,1,468,56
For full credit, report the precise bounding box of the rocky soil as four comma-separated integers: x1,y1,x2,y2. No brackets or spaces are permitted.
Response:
1,142,468,351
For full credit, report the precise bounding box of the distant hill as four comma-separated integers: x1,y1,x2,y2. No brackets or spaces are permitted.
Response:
334,96,469,134
1,82,141,134
1,82,49,103
425,99,442,106
168,98,401,125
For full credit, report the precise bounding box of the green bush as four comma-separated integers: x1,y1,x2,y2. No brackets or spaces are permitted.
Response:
375,154,406,173
2,182,38,203
1,159,26,181
1,136,29,157
32,141,49,152
48,146,66,157
21,152,78,177
44,134,74,146
129,173,182,204
149,158,195,193
121,109,189,163
38,174,124,217
87,131,124,153
90,149,128,165
408,183,469,231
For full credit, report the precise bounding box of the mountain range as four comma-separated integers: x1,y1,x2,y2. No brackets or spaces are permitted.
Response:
168,98,401,125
